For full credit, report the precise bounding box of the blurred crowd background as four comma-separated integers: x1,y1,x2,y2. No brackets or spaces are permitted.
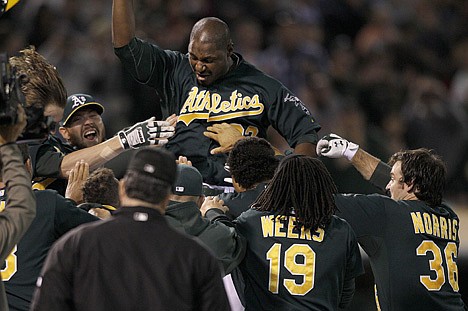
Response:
1,0,468,309
1,0,467,201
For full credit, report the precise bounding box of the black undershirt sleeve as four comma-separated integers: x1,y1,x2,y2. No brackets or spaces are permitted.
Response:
369,161,391,191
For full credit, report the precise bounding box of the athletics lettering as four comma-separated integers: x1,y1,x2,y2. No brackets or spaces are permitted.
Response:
179,87,265,125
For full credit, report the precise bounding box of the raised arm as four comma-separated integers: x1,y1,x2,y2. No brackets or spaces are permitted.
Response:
112,0,136,48
349,148,381,180
294,142,317,157
317,133,391,189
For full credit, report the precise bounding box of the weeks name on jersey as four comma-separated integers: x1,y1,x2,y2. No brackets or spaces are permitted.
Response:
260,215,324,242
410,211,459,241
179,87,265,125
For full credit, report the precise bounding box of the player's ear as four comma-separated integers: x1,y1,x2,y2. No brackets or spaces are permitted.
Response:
59,127,70,141
197,195,205,208
227,40,234,56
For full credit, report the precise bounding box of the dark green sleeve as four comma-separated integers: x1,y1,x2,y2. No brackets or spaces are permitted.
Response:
29,143,63,178
53,195,98,237
334,193,388,240
267,84,321,147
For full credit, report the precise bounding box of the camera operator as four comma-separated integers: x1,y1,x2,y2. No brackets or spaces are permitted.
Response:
0,105,36,310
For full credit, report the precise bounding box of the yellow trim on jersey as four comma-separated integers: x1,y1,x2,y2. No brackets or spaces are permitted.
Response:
5,0,20,11
374,284,381,311
32,178,57,190
101,204,116,211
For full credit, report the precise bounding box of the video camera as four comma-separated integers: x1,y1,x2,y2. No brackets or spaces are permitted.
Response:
0,53,53,143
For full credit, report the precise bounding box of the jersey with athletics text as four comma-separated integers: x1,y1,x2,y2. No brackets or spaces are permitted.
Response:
335,194,466,311
115,38,321,185
233,209,364,310
1,190,98,311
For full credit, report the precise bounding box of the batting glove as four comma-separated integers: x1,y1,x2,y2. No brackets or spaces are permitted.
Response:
316,133,359,161
118,117,175,149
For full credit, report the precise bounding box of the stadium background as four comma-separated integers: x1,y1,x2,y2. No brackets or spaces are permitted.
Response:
1,0,467,309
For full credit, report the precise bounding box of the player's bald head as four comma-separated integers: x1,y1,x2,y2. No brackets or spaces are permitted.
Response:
190,17,232,50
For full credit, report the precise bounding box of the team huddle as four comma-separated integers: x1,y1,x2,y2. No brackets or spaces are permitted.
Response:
0,0,465,310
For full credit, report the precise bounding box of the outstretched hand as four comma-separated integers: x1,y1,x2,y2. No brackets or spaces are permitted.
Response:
65,160,89,204
203,123,244,154
200,196,229,217
118,117,175,149
316,133,359,161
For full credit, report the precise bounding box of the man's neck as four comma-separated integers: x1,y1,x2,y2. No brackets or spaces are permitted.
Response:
120,197,165,214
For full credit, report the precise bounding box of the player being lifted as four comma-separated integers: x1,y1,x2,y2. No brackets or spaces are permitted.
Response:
112,0,321,186
317,134,467,310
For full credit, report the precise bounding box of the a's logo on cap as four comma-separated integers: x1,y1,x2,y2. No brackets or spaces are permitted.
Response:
175,186,185,192
143,164,155,173
71,95,87,109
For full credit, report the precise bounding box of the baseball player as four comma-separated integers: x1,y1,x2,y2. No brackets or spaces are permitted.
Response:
1,152,99,311
29,93,175,194
317,134,467,310
31,148,230,311
112,2,321,186
203,155,364,310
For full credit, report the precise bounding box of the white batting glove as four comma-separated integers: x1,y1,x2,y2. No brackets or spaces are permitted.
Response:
118,117,175,149
316,133,359,161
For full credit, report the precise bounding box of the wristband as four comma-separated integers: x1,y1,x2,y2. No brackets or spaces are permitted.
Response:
343,142,359,160
118,132,130,149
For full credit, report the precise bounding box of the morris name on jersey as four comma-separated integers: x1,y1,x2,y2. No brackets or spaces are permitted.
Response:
410,211,459,241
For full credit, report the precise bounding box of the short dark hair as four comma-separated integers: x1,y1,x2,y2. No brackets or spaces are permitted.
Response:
253,155,337,231
83,168,119,207
124,171,172,205
389,148,446,207
227,137,279,189
190,17,232,50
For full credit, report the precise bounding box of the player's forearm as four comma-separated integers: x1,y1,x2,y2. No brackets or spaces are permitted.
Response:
112,0,135,47
294,142,317,157
60,137,122,177
350,148,381,180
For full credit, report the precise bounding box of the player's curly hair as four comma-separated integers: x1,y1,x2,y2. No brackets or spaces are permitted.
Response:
9,46,67,108
83,168,120,207
389,148,446,207
227,137,279,189
253,155,337,231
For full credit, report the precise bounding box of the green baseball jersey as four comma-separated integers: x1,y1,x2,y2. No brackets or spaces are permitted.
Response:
115,38,320,185
335,194,466,311
28,134,75,195
1,190,98,310
233,209,364,310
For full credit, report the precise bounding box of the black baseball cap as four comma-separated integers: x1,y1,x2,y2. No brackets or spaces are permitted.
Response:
126,148,177,187
172,165,203,196
61,94,104,126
